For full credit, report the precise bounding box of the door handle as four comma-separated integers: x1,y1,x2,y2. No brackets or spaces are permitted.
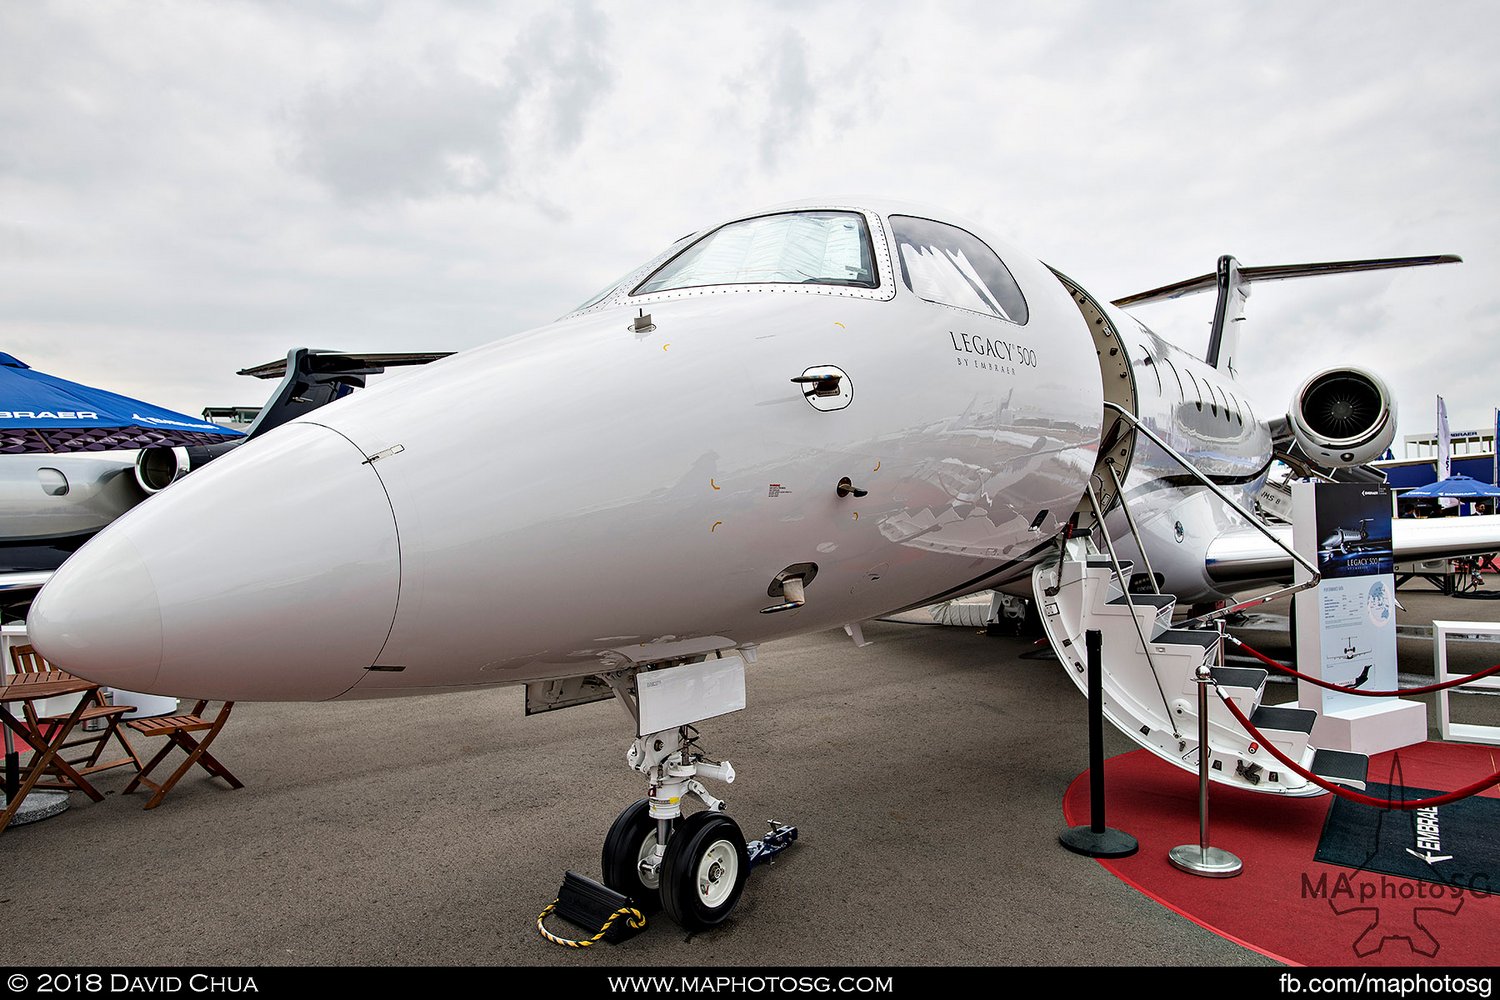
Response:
760,562,818,614
790,373,843,398
760,576,806,614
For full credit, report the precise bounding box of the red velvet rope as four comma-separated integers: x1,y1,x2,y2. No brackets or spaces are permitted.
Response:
1226,635,1500,696
1215,690,1500,809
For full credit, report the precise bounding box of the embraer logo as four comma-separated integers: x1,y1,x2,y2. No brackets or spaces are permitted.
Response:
131,412,212,430
1405,806,1452,865
0,410,99,420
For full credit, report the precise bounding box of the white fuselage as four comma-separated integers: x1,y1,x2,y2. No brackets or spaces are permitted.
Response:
30,202,1120,701
1097,306,1273,603
0,452,145,545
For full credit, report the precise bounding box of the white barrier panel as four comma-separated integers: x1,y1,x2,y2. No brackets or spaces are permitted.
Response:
1434,620,1500,746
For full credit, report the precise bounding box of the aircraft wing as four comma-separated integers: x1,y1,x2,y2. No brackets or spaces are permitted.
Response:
1205,515,1500,588
0,570,53,595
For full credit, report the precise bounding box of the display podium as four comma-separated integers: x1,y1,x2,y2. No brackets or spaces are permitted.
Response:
1290,481,1425,754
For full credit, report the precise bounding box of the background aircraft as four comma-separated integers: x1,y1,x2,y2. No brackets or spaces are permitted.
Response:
0,349,450,618
27,199,1500,929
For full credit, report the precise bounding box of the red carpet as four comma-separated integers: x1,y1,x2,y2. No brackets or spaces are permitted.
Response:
1063,744,1500,966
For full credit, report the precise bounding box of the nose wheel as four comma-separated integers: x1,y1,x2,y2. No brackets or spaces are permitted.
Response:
602,798,674,911
659,811,749,930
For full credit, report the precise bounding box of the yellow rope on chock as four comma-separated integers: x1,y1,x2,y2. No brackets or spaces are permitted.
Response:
536,899,647,948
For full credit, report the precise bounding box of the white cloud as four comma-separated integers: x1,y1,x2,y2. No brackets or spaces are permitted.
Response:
0,0,1497,440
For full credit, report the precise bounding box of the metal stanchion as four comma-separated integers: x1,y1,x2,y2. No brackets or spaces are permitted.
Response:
1168,639,1242,877
1060,629,1138,858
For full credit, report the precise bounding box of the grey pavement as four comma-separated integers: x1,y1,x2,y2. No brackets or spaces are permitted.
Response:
0,587,1493,968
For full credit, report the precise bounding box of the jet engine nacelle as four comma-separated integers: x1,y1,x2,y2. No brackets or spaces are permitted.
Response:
134,439,245,493
1286,367,1397,468
134,446,189,493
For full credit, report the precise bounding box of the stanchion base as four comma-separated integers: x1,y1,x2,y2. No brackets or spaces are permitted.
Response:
2,790,69,827
1059,825,1139,858
1168,844,1242,877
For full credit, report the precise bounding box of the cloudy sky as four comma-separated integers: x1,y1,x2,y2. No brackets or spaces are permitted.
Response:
3,1,1497,444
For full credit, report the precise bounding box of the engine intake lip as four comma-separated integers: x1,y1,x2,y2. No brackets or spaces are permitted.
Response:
1296,370,1390,447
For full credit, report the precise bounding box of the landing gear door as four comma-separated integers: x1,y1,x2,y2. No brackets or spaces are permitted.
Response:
636,653,746,738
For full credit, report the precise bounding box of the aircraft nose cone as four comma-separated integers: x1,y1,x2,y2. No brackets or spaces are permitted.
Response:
28,530,165,691
29,423,401,701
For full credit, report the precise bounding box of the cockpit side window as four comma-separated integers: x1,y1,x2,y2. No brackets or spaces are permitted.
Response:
889,215,1028,324
633,211,877,294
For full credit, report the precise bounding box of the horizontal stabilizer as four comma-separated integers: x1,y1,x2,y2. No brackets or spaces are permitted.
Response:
235,349,457,441
237,351,454,380
1112,255,1462,309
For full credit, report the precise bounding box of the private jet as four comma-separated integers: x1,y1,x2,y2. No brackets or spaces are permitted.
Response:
0,349,450,616
27,199,1500,930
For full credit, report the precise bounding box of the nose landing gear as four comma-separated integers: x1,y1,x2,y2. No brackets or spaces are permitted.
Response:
593,657,797,933
601,722,748,930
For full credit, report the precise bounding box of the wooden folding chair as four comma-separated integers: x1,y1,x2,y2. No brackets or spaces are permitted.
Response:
8,644,142,779
123,701,243,809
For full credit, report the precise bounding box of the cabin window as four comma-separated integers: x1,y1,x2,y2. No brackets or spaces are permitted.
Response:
634,211,877,294
1161,358,1185,401
889,215,1028,324
1184,369,1204,411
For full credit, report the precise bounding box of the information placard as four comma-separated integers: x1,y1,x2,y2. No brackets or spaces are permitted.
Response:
1292,481,1424,753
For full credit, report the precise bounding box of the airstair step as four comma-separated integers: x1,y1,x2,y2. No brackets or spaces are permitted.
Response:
1211,666,1268,692
1249,705,1317,736
1086,557,1133,572
1105,593,1175,609
1155,628,1220,649
1311,748,1369,791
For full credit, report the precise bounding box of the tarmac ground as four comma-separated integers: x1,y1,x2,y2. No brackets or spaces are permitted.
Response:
0,584,1494,968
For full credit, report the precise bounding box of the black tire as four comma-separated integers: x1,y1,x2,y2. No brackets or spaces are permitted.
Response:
602,798,672,911
659,811,748,931
1021,597,1044,637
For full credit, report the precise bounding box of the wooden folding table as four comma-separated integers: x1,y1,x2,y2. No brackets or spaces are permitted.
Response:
1,671,106,832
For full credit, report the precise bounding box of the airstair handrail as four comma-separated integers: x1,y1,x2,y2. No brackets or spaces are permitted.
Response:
1086,483,1180,740
1105,463,1160,594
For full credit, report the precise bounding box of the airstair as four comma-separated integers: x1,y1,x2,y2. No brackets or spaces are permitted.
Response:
1032,406,1370,797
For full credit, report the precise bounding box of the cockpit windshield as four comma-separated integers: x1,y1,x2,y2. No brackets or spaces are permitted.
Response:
634,211,877,295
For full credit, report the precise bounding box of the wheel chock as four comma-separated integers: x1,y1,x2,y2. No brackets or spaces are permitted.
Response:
536,871,647,948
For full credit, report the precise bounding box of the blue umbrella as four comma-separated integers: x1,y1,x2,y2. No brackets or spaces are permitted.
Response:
0,353,243,454
1403,474,1500,499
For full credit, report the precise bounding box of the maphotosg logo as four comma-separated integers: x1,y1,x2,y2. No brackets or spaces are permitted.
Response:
1300,872,1476,958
